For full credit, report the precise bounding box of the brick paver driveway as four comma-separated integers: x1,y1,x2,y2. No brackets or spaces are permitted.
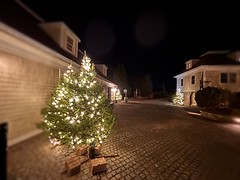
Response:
7,99,240,180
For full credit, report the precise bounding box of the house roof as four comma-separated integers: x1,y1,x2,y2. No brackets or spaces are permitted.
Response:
178,51,240,74
0,0,116,86
0,0,80,63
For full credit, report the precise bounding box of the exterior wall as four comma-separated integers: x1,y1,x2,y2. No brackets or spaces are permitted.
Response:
0,22,79,146
0,50,59,146
176,71,202,106
176,71,201,92
175,65,240,106
182,92,197,106
0,54,115,146
205,70,240,92
183,92,190,106
182,71,201,93
0,22,117,146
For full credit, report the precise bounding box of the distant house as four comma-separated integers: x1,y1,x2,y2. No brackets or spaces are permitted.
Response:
0,0,117,146
174,50,240,106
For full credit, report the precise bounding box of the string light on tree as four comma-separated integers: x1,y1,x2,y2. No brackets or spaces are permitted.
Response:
115,89,122,101
40,51,116,155
173,88,184,106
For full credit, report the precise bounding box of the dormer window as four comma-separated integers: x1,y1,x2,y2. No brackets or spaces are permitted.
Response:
66,36,74,52
39,21,80,57
65,34,76,54
95,64,108,77
186,61,192,70
185,59,200,70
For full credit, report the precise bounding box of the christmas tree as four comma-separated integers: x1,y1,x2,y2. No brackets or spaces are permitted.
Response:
173,88,184,106
40,52,116,154
115,89,122,101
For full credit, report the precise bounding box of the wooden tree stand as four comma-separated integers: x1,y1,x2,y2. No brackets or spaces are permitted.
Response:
90,157,107,175
64,144,119,176
65,156,81,176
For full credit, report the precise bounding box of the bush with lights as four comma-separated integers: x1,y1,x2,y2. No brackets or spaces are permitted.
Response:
173,88,184,106
115,89,122,101
40,53,116,155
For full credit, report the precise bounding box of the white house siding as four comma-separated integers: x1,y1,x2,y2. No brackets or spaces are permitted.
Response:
0,22,117,146
182,72,201,92
177,71,202,106
0,51,59,146
0,23,79,146
205,70,240,92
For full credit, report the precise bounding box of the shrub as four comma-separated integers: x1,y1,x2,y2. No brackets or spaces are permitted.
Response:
195,86,232,110
230,92,240,110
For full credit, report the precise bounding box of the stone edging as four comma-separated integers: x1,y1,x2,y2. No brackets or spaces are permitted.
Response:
200,111,232,122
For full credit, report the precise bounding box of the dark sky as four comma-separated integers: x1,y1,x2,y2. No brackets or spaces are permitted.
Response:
21,1,240,91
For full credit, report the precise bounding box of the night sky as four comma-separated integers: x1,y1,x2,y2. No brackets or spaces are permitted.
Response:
21,1,240,91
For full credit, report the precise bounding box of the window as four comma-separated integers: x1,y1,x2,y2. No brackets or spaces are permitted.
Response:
191,75,195,84
66,36,74,52
220,73,227,83
230,73,237,83
220,73,237,83
180,79,183,86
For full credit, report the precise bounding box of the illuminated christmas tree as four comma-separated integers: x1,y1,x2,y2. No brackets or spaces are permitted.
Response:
115,89,122,101
40,52,116,154
173,88,184,106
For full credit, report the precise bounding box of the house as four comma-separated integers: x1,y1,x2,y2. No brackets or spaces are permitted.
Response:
0,0,117,146
174,50,240,106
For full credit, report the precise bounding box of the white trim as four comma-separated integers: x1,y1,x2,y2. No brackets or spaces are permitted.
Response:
8,129,43,147
174,65,240,78
200,50,230,57
96,74,117,88
0,22,116,89
0,22,80,69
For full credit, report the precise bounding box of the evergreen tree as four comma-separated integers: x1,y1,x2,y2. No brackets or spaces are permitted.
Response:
173,88,184,105
115,89,122,101
134,74,153,97
113,63,129,97
142,74,153,96
40,53,116,153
